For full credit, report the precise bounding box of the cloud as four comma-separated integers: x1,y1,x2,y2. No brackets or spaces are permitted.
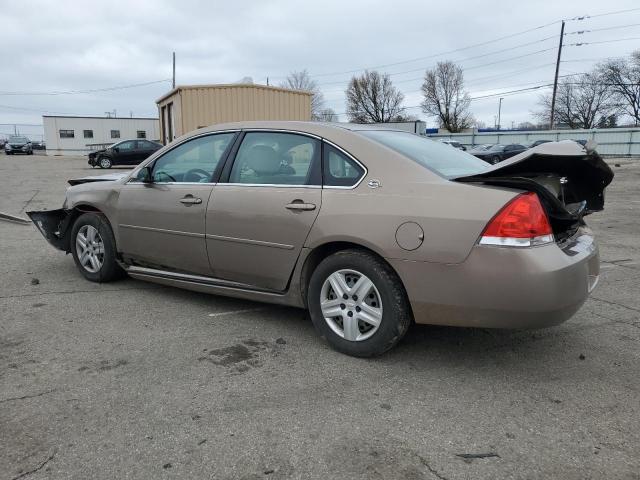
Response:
1,0,639,133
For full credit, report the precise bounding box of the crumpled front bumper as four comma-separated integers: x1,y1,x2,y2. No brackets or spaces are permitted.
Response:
26,209,73,252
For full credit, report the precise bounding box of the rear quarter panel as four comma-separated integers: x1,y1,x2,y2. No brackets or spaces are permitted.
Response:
308,180,519,264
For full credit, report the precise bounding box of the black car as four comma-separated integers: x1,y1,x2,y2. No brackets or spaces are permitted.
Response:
88,139,162,168
4,136,33,155
472,143,527,164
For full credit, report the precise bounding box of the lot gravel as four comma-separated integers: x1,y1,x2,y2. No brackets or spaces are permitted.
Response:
1,153,639,479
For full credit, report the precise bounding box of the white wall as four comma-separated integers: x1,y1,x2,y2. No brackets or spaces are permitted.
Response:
427,127,640,157
43,116,159,156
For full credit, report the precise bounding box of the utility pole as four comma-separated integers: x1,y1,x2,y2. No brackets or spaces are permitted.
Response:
550,20,565,129
497,97,504,131
172,52,176,89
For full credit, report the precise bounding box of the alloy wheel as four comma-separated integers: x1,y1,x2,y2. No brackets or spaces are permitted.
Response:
75,225,105,273
320,269,383,342
99,157,111,168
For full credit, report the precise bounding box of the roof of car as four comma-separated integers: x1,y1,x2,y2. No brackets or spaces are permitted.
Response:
192,120,414,136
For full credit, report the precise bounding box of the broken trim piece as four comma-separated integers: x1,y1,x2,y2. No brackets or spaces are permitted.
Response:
26,209,73,252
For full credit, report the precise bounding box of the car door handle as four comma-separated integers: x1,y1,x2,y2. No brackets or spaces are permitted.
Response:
180,195,202,205
285,201,316,211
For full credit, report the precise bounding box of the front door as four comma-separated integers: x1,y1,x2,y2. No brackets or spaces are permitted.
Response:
206,131,322,291
117,132,237,275
113,140,137,165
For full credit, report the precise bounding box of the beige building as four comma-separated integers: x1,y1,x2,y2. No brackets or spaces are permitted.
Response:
156,84,312,144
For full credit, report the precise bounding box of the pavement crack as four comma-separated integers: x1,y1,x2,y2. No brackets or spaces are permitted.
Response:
418,456,449,480
0,389,56,404
590,296,640,314
11,448,56,480
20,190,40,214
0,285,163,300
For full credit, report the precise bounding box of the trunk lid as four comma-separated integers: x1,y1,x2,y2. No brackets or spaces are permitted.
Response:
453,140,614,240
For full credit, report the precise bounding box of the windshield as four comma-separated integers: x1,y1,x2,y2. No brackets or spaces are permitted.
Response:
488,144,505,151
360,130,490,177
9,137,28,143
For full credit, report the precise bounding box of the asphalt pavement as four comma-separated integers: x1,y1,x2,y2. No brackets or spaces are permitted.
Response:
1,153,638,479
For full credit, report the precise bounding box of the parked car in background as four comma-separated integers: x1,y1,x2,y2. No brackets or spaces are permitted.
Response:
472,143,527,164
4,136,33,155
32,141,46,150
525,140,552,149
439,140,467,151
28,123,612,357
88,139,162,168
467,144,493,154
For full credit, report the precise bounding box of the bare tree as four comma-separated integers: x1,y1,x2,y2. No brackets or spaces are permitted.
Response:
345,71,405,123
598,51,640,126
535,72,615,129
280,70,325,120
421,61,472,133
316,108,338,122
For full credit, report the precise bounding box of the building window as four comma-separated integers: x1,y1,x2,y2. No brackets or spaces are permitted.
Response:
83,130,93,139
111,130,120,139
59,130,74,138
136,130,146,139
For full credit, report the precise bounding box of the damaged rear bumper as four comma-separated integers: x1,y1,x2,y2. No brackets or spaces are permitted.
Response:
26,209,73,252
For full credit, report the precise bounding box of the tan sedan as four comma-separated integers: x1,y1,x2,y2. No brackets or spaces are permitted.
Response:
28,122,613,357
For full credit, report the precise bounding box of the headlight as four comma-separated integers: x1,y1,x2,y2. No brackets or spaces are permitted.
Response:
5,144,11,150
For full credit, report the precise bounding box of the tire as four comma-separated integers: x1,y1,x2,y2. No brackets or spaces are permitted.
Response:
308,249,412,357
98,156,112,169
70,213,124,283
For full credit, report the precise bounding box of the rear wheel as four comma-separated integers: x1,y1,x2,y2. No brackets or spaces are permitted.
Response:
70,213,123,282
308,249,412,357
98,156,112,169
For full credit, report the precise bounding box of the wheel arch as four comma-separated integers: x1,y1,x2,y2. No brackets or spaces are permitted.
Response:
299,240,407,309
63,204,113,251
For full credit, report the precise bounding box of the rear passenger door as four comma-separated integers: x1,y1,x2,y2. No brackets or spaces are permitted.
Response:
206,131,322,291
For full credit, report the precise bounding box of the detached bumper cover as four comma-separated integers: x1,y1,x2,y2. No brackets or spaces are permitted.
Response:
26,209,73,252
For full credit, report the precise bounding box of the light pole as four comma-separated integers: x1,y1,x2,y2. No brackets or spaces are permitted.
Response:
497,97,504,131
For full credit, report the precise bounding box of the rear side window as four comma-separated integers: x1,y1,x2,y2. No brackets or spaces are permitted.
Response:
229,132,320,185
323,144,364,187
360,130,489,177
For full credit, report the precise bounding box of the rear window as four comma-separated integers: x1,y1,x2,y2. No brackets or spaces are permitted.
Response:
359,130,489,177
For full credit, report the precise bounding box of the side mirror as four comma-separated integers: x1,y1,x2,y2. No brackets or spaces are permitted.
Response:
136,166,154,183
113,147,119,153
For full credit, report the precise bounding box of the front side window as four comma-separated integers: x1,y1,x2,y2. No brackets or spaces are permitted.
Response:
229,132,320,185
323,144,364,187
136,130,146,139
360,130,490,178
111,130,120,139
151,133,235,183
83,130,93,139
59,130,74,138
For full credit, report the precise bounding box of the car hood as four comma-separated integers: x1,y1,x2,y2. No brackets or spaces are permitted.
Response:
89,148,107,156
8,142,28,147
454,140,613,216
67,171,131,186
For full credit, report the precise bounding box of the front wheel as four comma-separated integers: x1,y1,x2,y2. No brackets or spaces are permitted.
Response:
98,156,112,169
70,213,124,282
308,249,412,357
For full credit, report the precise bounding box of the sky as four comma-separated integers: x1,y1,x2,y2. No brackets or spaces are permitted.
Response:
1,0,639,139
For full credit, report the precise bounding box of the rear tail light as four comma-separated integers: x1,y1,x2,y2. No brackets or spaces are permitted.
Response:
479,192,554,247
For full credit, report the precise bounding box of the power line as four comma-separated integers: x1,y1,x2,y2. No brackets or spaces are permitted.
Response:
569,36,640,47
565,22,640,35
566,7,640,21
0,79,171,96
279,21,563,81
